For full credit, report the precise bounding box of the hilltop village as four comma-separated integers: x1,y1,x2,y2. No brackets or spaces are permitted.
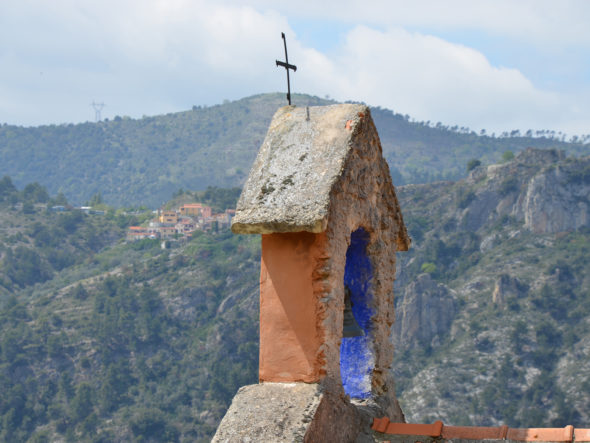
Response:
126,203,235,241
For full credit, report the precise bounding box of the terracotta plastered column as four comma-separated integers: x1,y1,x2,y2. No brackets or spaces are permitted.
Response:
259,231,329,382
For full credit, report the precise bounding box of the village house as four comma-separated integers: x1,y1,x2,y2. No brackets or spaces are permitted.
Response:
179,203,212,219
158,225,177,239
175,217,195,234
158,210,178,224
126,226,153,241
208,209,235,230
127,202,230,242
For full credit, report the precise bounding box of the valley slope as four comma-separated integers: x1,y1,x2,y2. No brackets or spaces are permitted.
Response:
0,149,588,441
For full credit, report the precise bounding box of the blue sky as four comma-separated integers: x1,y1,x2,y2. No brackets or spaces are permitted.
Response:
1,0,589,137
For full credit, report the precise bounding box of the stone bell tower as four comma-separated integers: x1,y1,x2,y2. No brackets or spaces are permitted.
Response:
213,104,410,442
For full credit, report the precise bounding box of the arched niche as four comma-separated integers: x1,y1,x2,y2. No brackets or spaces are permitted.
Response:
340,228,375,399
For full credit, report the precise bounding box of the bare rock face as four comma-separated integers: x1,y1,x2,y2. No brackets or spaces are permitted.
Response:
521,159,590,234
492,274,527,306
393,274,455,350
460,148,590,234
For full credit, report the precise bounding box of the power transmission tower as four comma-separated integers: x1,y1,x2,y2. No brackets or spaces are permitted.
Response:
91,101,105,122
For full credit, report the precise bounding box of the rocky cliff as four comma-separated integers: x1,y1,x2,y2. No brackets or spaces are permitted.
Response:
392,148,590,427
463,148,589,234
393,273,456,350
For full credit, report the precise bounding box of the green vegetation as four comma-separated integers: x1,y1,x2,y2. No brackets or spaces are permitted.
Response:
0,180,135,295
1,93,586,207
466,159,481,172
0,183,260,441
394,155,590,428
502,150,515,162
0,111,587,439
420,262,437,274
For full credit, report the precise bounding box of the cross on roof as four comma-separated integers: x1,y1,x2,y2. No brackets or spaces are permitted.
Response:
276,32,297,105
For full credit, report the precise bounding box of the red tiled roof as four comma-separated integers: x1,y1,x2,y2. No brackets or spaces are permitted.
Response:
444,425,508,440
372,418,587,442
373,418,442,437
507,426,573,442
575,428,590,442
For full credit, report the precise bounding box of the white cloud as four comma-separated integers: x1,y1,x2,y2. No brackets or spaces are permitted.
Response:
0,0,292,124
234,0,590,48
293,26,578,133
0,1,588,136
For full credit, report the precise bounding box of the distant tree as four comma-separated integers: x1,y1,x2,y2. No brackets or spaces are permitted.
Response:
0,176,17,200
22,182,49,203
99,360,134,412
56,211,84,233
27,430,51,443
70,383,94,422
89,192,103,206
502,150,515,162
173,188,185,198
70,284,89,300
130,408,179,442
47,333,65,358
467,159,481,172
58,372,75,401
4,246,53,287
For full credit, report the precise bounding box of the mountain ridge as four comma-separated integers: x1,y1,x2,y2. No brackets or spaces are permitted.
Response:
1,93,587,207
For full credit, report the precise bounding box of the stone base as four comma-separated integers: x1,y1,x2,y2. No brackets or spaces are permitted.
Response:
212,382,362,442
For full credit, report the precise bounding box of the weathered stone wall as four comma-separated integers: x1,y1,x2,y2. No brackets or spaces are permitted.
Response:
212,383,322,443
219,104,410,440
212,382,363,443
318,109,407,419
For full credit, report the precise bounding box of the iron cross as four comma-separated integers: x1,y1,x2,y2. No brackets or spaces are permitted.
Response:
276,32,297,105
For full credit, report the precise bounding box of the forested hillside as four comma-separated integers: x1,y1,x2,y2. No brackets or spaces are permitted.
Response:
0,183,259,442
0,150,588,441
0,93,586,207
